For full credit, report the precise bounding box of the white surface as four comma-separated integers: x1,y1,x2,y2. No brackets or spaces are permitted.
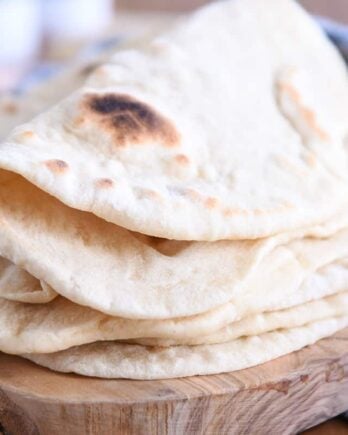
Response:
42,0,115,40
0,0,42,64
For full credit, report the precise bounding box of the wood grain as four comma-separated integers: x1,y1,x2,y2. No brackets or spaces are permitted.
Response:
302,418,348,435
0,328,347,434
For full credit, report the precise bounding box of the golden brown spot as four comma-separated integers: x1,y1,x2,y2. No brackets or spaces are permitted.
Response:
2,101,18,114
222,207,247,217
21,131,35,140
185,189,203,201
94,66,107,77
301,107,329,141
273,155,307,179
254,208,266,215
174,154,190,165
82,93,180,148
279,82,301,102
45,159,69,174
303,152,317,168
74,116,86,127
137,188,162,201
278,80,329,142
223,203,294,218
204,196,218,209
96,178,114,188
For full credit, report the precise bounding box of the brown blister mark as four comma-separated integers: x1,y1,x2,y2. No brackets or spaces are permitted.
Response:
325,361,345,382
255,208,268,216
300,374,309,383
96,178,114,188
20,130,35,140
94,66,108,77
2,101,18,114
74,116,86,127
204,196,218,209
278,82,301,102
278,80,329,142
185,188,202,201
273,155,307,180
82,93,180,148
187,190,219,209
223,207,248,217
137,188,162,201
45,159,69,174
301,107,329,141
174,154,190,165
303,152,317,168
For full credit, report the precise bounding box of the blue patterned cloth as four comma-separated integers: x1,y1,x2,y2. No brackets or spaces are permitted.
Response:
317,17,348,62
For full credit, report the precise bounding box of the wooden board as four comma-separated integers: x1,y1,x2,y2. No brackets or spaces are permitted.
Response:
0,328,347,435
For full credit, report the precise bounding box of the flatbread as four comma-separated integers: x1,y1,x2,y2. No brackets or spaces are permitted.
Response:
1,260,347,354
133,291,348,346
1,170,348,318
0,257,56,303
24,316,348,379
0,0,347,241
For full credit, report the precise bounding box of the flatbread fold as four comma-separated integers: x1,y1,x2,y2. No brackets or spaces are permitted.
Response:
0,258,56,303
0,0,347,241
1,170,348,318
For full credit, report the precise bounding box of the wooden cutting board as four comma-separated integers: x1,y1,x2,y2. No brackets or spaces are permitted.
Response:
0,328,347,435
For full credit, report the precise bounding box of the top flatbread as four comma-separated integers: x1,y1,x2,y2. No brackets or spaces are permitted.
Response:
0,0,347,241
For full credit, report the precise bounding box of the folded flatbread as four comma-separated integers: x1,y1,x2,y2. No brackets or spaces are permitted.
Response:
0,0,347,241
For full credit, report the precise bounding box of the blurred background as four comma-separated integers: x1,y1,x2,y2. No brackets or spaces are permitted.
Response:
0,0,347,92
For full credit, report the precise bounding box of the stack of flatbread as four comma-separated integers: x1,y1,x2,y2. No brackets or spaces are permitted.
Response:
0,0,347,380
